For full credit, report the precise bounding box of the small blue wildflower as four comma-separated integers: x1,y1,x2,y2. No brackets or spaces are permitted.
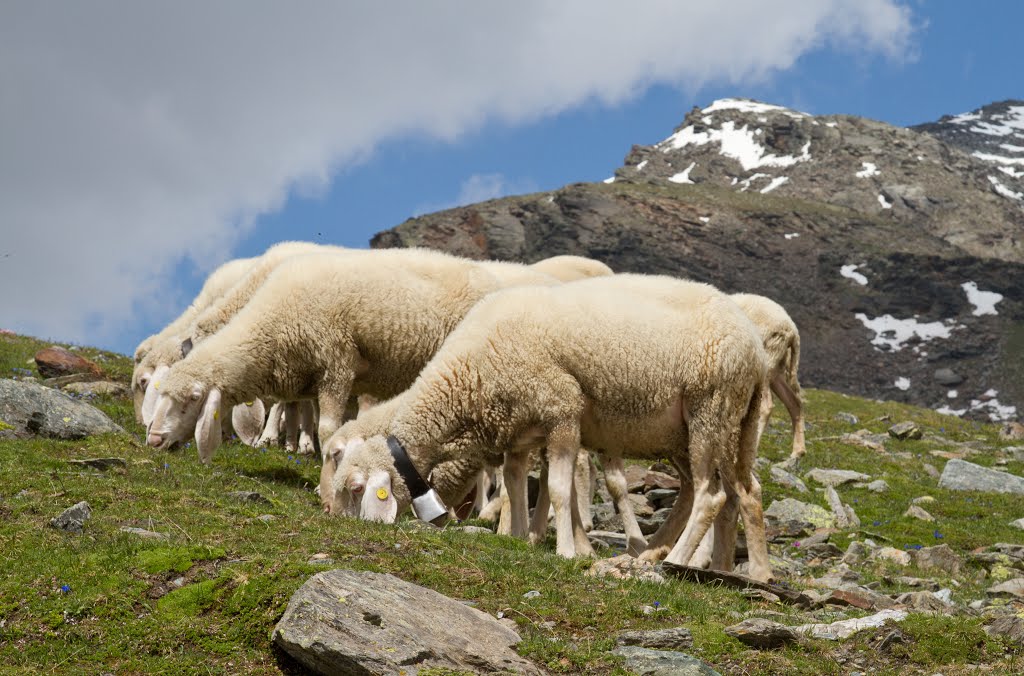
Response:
163,463,169,470
296,458,301,465
59,585,71,593
652,601,660,609
933,530,944,539
872,520,881,526
288,455,294,461
793,541,801,548
853,499,859,503
184,442,192,449
260,448,267,453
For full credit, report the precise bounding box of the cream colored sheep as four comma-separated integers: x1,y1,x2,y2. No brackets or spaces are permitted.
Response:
131,255,257,421
138,241,349,426
331,275,773,581
730,293,804,461
144,249,559,464
528,255,613,281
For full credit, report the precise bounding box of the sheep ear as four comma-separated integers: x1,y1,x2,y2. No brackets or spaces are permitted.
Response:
231,398,265,446
180,337,193,358
141,364,170,426
361,469,398,522
195,387,223,463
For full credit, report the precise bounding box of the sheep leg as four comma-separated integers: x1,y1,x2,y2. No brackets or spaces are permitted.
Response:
502,452,530,539
773,374,806,462
662,475,727,568
689,526,716,569
736,473,772,582
546,426,581,558
297,400,317,455
528,460,551,545
569,475,595,556
284,402,300,453
602,454,647,557
316,377,355,513
710,495,740,571
639,466,692,562
478,473,504,523
574,449,595,532
474,469,493,515
256,402,283,448
496,478,512,536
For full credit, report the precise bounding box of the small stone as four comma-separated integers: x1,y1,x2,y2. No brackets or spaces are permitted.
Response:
588,530,628,550
764,498,835,530
49,501,91,533
895,591,954,613
794,609,908,641
891,576,940,591
802,542,844,560
1009,518,1024,530
62,381,127,397
915,545,963,575
889,421,922,440
644,488,678,508
864,479,889,493
308,553,334,565
627,492,655,517
933,368,963,386
834,412,859,425
624,465,648,493
637,508,671,535
770,466,808,493
912,495,936,505
806,468,871,487
522,590,541,599
643,470,680,491
67,457,127,471
457,525,494,534
999,422,1024,441
985,616,1024,645
873,547,912,566
257,514,276,522
119,526,167,539
616,626,694,650
741,589,782,604
987,578,1024,599
922,463,940,479
903,505,935,522
823,486,850,529
586,554,666,584
843,541,871,566
227,490,273,505
724,617,800,649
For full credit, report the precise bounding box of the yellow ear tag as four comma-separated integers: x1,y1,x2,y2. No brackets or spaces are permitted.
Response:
245,401,253,406
376,488,389,501
213,410,219,419
153,381,160,390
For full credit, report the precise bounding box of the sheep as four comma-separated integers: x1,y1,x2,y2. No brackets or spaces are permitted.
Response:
527,255,613,281
331,275,773,581
563,293,804,563
729,293,804,462
144,249,561,465
137,241,349,427
131,255,257,421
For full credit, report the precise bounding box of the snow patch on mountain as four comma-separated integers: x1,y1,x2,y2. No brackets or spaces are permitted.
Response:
659,121,811,172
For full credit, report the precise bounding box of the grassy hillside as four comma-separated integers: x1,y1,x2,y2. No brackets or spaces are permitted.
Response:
1,333,1021,674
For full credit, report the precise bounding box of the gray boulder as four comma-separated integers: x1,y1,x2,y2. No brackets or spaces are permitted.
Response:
50,501,91,533
0,379,123,439
938,459,1024,495
724,617,800,649
933,368,963,386
273,569,541,675
806,468,870,487
610,645,721,675
764,498,835,530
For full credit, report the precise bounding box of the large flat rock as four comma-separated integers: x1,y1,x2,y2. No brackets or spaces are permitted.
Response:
938,459,1024,495
272,568,541,675
0,379,123,439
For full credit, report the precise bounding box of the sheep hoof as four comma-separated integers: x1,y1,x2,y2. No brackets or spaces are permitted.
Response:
637,546,669,563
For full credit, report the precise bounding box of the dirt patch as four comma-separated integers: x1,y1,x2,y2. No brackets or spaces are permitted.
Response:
145,560,221,600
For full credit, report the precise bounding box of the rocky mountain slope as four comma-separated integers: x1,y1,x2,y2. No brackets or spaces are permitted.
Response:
372,99,1024,422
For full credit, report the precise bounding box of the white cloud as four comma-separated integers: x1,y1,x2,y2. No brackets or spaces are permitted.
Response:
0,2,916,346
414,173,538,216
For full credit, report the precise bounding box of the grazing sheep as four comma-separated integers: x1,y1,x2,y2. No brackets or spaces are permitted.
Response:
131,255,257,421
144,249,559,464
528,255,613,281
729,293,804,462
138,241,349,426
331,275,773,581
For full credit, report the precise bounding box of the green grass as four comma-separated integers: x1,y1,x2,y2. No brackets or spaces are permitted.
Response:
0,332,1021,674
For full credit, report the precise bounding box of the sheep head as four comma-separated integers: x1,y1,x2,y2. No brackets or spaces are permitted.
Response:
139,364,170,426
319,424,366,514
146,379,223,464
331,436,409,522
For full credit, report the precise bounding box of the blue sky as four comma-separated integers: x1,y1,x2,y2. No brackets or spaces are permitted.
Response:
0,2,1020,356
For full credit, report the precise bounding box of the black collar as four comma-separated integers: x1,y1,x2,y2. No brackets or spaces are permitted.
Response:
387,436,432,499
